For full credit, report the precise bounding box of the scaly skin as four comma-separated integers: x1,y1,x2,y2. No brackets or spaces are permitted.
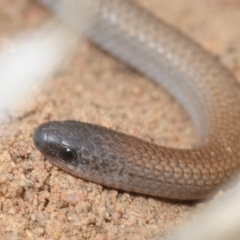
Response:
34,0,240,200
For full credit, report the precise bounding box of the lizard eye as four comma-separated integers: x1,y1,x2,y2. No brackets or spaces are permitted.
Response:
58,148,77,163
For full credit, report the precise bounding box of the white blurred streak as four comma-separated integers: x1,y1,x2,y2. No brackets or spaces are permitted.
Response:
161,181,240,240
0,21,81,112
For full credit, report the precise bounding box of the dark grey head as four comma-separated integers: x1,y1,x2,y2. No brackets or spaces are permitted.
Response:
33,120,123,184
34,121,81,167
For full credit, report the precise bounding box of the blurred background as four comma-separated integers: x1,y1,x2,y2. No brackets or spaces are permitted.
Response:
0,0,240,239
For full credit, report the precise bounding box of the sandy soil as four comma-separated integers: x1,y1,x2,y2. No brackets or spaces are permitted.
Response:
0,0,240,239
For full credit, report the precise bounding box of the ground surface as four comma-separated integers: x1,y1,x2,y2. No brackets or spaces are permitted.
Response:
0,0,240,239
